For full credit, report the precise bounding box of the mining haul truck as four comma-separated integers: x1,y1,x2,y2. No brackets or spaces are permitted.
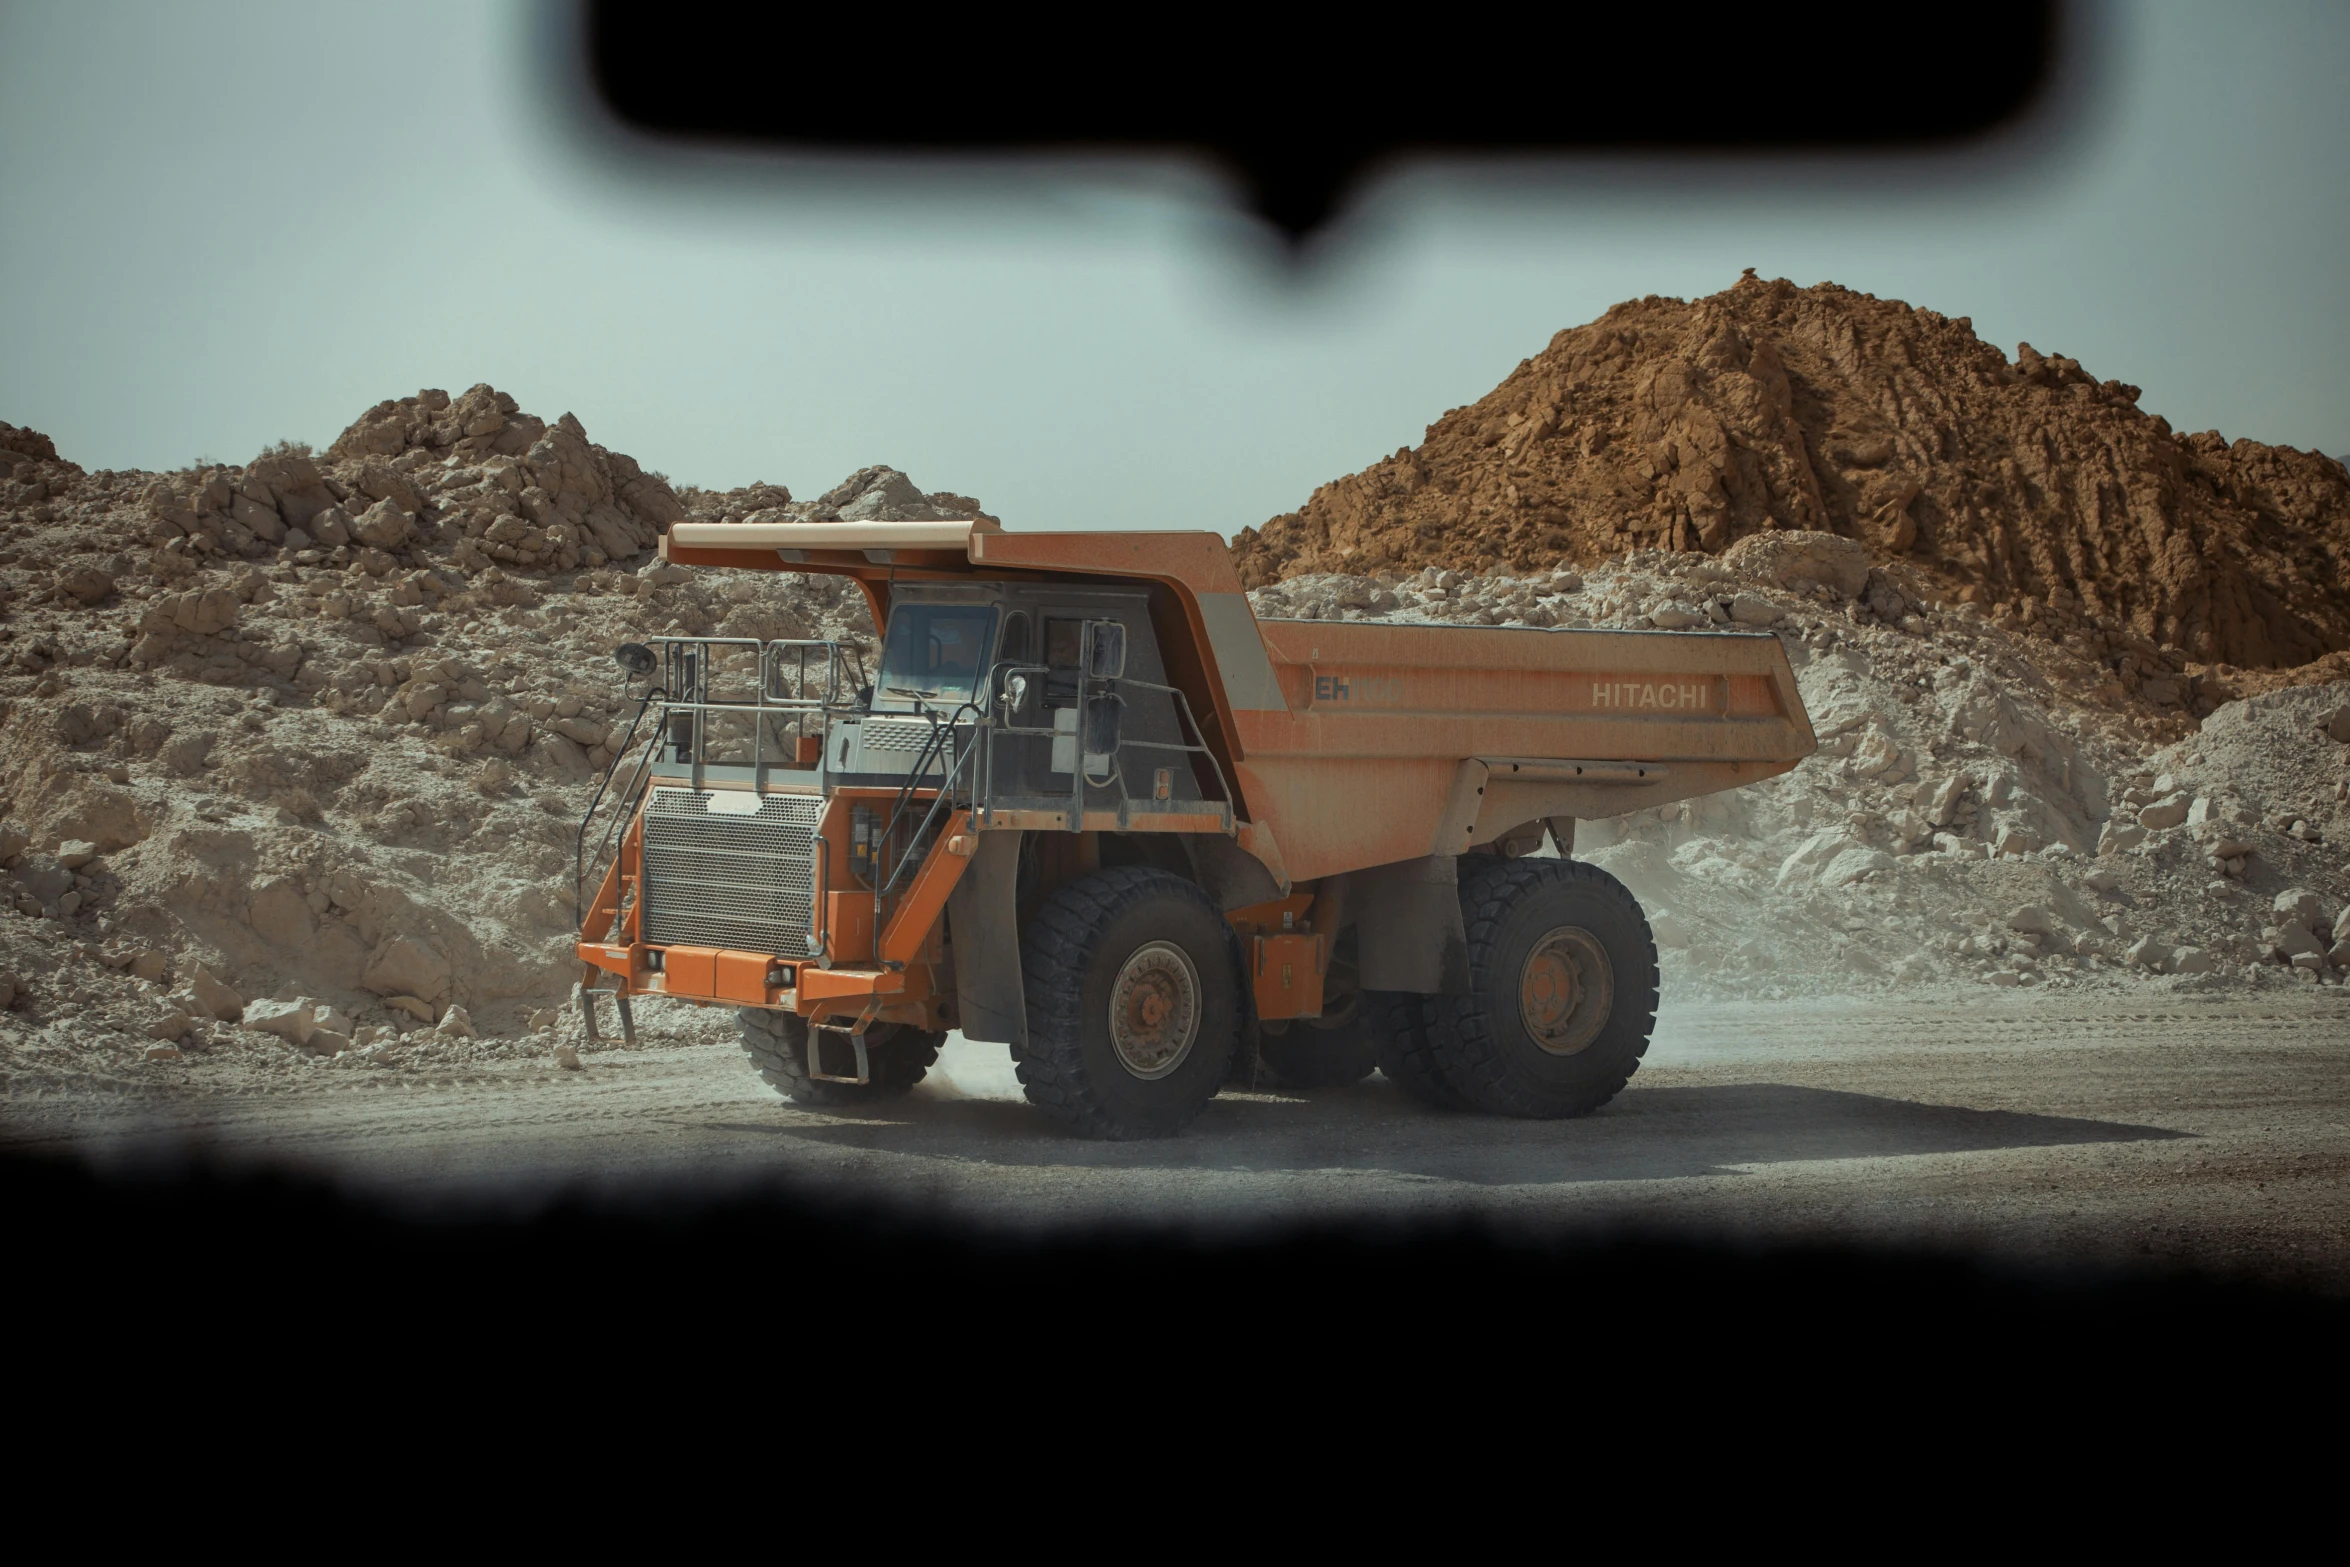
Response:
574,518,1816,1139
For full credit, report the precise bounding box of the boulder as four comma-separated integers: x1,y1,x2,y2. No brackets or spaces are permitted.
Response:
1820,846,1896,887
55,840,98,870
2336,905,2350,944
2007,905,2054,935
247,880,315,947
361,935,452,1003
2322,705,2350,744
305,1029,352,1056
144,1010,192,1041
437,1005,476,1039
1850,731,1901,777
242,998,315,1046
2273,888,2324,926
1776,830,1863,887
143,587,240,637
350,457,424,516
1727,593,1782,626
1648,603,1706,630
1719,530,1872,598
188,964,244,1022
383,994,439,1023
2137,795,2191,830
248,449,337,530
2267,922,2323,959
2124,935,2164,970
51,703,125,747
2170,947,2217,975
230,492,285,542
57,566,115,604
351,498,414,550
158,731,216,776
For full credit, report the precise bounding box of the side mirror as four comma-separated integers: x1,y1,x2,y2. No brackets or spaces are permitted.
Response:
1083,691,1124,778
1083,620,1126,681
1000,671,1030,717
614,642,657,678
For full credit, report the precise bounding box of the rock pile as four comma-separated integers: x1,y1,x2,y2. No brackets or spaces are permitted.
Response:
1247,540,2350,1000
0,390,983,1091
1233,272,2350,707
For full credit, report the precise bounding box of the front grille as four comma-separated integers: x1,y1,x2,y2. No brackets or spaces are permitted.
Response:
640,788,823,956
860,719,939,753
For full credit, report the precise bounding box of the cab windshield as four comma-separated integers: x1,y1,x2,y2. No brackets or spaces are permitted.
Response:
874,603,996,710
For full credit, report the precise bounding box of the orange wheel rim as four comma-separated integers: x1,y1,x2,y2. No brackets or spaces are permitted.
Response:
1518,926,1613,1056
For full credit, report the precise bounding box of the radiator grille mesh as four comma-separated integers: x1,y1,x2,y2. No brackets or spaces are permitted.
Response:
860,719,938,753
640,788,822,956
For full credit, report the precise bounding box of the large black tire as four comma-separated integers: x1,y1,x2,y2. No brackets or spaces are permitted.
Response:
1258,1014,1377,1088
1016,867,1243,1139
1432,858,1658,1119
1363,990,1470,1110
736,1008,944,1107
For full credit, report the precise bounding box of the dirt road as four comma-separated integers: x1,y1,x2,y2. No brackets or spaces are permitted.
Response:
6,994,2347,1290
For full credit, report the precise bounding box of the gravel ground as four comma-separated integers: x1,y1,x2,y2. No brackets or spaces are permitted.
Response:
9,992,2347,1293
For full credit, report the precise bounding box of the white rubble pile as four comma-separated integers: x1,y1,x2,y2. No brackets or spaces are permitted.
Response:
1249,532,2350,1000
0,394,965,1092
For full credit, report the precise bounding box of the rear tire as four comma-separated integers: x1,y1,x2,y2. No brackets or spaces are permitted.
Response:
1017,867,1243,1139
1363,990,1470,1110
1259,1014,1376,1088
1432,859,1658,1118
736,1008,943,1106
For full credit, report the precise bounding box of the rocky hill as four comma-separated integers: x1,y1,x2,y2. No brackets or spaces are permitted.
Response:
1231,273,2350,699
0,389,934,1085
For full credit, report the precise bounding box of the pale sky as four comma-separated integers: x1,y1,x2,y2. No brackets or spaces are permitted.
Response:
2,1,2345,537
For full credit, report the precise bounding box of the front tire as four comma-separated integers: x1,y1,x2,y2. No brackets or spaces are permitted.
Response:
1431,859,1658,1118
737,1008,943,1107
1016,868,1243,1139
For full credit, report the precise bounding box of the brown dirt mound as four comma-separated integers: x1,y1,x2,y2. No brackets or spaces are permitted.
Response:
1231,272,2350,676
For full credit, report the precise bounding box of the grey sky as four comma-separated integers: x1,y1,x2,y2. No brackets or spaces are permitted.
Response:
2,1,2345,538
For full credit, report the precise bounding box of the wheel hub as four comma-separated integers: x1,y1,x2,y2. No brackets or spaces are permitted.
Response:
1519,926,1614,1056
1109,940,1201,1080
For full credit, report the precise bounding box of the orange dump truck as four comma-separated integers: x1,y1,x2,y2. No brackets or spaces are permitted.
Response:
575,519,1816,1138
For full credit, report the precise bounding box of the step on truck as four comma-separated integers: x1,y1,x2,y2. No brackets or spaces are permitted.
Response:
575,518,1816,1138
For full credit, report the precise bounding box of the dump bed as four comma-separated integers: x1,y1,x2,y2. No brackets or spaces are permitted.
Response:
1223,617,1813,882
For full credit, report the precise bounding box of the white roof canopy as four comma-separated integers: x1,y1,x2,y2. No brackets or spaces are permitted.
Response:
664,520,989,554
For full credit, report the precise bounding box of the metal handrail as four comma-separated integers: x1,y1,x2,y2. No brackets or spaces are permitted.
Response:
876,705,980,902
574,694,668,929
583,635,1243,956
